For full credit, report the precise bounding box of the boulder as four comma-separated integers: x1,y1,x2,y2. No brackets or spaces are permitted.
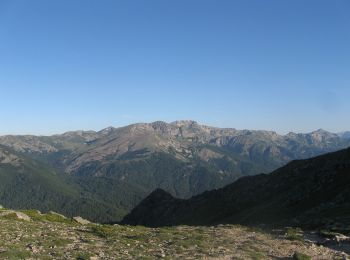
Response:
73,216,91,225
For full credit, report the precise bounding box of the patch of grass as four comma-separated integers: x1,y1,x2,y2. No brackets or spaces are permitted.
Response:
42,213,72,224
21,210,72,224
242,244,266,260
286,227,304,241
248,251,266,260
48,238,72,248
21,209,41,218
2,248,31,259
293,252,311,260
0,213,25,222
89,225,114,238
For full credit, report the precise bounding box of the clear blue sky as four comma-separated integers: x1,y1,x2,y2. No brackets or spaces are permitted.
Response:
0,0,349,135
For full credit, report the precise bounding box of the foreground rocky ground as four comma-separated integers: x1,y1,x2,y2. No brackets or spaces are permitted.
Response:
0,210,349,259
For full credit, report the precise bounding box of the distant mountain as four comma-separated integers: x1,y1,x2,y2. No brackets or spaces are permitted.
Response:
0,121,349,222
123,147,350,228
339,131,350,140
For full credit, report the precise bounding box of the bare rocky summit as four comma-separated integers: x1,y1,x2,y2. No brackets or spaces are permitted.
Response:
1,121,348,173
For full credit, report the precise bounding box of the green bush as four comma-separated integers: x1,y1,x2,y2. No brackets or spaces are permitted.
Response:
286,227,304,241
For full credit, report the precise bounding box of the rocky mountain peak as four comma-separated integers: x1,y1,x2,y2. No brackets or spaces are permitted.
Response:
308,129,338,143
150,121,171,132
98,126,116,135
171,120,199,127
312,129,331,134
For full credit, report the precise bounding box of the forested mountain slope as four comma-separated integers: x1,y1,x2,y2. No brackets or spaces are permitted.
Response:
0,121,349,222
123,147,350,228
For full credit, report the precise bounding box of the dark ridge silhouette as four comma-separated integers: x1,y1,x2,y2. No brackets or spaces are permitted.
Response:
123,147,350,228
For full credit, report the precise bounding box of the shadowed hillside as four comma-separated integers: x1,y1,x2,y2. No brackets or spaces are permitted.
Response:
123,147,350,228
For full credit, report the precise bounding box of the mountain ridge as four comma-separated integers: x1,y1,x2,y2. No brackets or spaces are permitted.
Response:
0,121,349,222
122,147,350,228
1,120,346,139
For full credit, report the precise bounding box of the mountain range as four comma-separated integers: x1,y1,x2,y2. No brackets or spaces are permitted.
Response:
123,147,350,229
0,120,349,222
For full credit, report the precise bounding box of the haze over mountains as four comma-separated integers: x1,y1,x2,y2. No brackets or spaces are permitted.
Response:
0,120,349,222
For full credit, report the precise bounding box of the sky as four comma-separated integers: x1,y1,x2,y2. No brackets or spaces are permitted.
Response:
0,0,349,135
